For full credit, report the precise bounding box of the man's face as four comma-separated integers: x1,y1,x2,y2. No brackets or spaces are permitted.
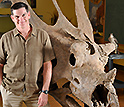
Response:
11,7,30,30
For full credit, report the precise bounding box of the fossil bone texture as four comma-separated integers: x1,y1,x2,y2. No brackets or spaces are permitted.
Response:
6,0,120,106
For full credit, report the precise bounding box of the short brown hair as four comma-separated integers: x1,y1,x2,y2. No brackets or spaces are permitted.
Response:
11,2,28,15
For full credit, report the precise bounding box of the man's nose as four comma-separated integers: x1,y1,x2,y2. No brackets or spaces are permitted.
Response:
19,16,24,21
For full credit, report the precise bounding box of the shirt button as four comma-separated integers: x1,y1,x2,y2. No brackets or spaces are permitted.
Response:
26,63,28,65
26,53,28,55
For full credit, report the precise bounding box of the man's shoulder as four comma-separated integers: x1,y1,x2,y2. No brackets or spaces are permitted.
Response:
32,26,49,37
31,24,46,33
1,28,16,39
35,27,47,34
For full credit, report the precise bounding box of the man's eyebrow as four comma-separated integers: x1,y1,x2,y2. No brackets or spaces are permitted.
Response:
14,12,27,17
15,15,19,17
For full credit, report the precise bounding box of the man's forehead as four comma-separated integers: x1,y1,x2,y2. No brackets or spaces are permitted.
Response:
13,7,27,15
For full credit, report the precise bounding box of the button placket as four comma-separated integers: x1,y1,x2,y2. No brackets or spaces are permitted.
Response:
23,36,35,95
23,41,29,93
22,41,26,94
25,40,31,93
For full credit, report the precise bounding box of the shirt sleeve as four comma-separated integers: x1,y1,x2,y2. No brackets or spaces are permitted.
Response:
43,31,55,63
0,36,6,64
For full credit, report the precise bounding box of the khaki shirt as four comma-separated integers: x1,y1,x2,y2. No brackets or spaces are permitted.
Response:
0,25,55,96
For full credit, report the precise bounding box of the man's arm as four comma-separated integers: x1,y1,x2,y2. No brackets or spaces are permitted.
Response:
38,61,52,107
0,64,3,85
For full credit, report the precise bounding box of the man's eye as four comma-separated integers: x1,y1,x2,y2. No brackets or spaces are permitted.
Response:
15,16,19,18
22,14,26,17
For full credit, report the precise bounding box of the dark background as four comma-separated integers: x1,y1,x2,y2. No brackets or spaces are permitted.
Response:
105,0,124,44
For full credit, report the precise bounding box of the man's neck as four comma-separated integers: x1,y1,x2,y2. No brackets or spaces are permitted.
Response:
17,24,31,38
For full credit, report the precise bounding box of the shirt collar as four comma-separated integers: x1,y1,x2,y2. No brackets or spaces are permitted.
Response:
30,24,37,37
13,24,37,37
13,28,20,37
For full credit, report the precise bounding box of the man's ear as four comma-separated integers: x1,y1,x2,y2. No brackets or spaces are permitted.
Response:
28,11,31,19
11,15,14,22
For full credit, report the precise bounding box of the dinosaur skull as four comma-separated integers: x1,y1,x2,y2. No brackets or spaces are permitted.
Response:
68,41,118,106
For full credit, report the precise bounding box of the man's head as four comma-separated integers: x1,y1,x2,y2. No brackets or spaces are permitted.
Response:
11,2,28,15
11,2,30,30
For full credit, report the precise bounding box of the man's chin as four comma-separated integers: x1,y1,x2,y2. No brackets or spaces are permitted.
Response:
16,23,29,30
19,24,26,29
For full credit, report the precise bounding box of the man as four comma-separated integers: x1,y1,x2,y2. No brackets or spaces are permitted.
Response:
0,2,55,107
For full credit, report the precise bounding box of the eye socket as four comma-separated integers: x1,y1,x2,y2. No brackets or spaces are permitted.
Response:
69,53,76,66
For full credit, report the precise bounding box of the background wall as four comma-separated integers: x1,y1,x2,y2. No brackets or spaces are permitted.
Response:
0,0,89,33
0,8,14,33
105,0,124,44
